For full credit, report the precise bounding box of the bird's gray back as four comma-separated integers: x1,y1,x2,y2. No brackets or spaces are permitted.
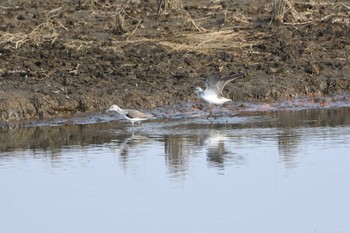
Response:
125,109,153,119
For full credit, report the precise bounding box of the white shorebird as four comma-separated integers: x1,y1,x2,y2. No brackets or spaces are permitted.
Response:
194,72,244,118
108,105,154,129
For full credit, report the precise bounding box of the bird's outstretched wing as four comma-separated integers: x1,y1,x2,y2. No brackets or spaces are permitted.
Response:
205,73,244,95
204,73,221,94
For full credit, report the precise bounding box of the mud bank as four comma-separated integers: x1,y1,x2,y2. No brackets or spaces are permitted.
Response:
1,0,349,121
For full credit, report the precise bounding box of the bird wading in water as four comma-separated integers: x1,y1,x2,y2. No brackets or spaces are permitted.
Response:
108,105,154,129
194,73,244,119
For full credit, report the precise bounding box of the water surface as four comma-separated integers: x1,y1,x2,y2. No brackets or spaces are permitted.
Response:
1,108,350,233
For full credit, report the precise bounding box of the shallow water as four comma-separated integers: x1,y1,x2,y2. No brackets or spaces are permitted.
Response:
1,108,350,233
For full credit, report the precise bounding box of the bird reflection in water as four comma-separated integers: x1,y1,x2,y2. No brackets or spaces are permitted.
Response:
110,129,245,177
164,130,245,175
110,132,151,167
203,131,245,170
206,133,229,169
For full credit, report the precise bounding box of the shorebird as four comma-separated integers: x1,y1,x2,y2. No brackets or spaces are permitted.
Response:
194,72,244,118
108,105,154,129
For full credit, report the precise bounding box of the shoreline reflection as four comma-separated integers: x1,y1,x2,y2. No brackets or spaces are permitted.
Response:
1,108,350,176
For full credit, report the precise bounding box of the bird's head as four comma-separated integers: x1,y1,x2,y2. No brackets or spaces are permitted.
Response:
194,87,203,96
108,105,123,113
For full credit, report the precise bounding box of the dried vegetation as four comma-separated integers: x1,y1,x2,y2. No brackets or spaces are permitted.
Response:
1,1,348,52
0,0,349,121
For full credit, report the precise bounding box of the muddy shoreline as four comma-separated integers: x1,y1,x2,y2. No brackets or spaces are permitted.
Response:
1,0,349,122
1,94,349,129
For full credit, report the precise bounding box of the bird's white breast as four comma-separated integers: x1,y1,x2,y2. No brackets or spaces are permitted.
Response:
202,91,231,105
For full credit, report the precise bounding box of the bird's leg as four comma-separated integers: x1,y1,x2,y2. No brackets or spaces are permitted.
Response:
140,122,144,129
207,111,212,119
207,105,213,119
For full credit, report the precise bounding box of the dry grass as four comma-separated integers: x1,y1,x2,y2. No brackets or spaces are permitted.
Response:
158,29,249,53
113,0,130,34
63,28,252,55
158,0,183,14
0,7,66,49
1,0,347,53
270,0,350,25
271,0,306,24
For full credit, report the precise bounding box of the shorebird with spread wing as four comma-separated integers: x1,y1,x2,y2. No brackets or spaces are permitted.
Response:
194,72,244,118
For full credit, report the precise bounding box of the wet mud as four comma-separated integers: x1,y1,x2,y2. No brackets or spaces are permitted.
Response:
1,0,349,122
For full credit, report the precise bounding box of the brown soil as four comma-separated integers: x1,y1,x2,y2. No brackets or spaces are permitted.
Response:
1,0,349,121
